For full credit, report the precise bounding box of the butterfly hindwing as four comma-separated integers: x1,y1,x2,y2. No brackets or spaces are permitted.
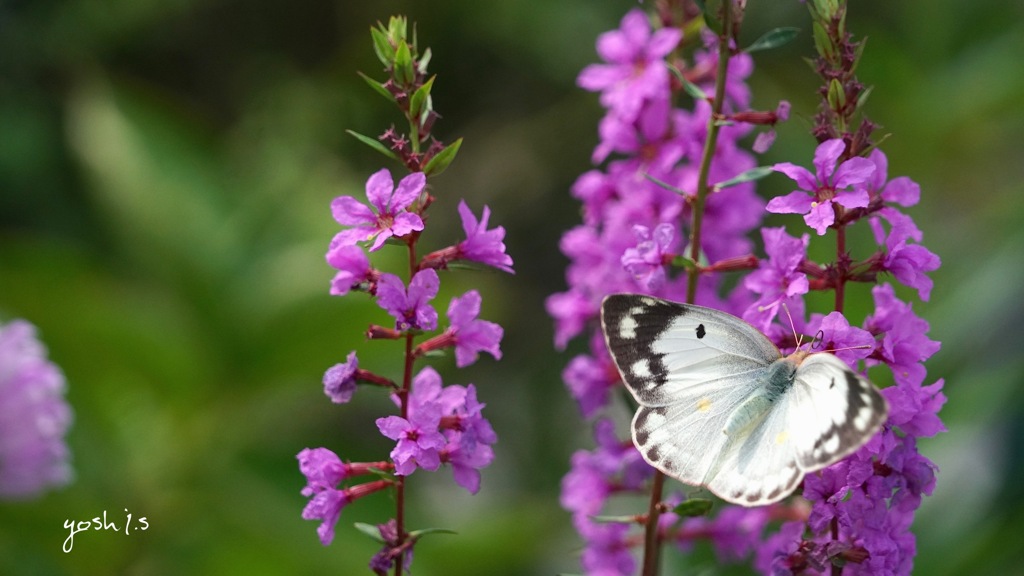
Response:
790,353,889,471
600,295,781,407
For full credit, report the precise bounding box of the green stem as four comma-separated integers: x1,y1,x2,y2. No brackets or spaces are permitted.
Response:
641,4,736,576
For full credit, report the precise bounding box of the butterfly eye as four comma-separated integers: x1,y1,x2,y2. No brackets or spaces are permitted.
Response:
811,330,825,350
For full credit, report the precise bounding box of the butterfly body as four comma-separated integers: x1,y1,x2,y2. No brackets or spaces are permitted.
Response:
600,294,888,506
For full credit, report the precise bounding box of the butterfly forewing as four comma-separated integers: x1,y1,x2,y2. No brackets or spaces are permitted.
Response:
600,295,780,407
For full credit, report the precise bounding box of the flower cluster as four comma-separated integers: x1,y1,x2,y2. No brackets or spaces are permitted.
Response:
0,319,74,499
296,16,513,574
551,4,942,576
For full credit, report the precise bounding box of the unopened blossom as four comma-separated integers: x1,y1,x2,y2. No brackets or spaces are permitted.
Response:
768,138,875,235
0,320,73,499
323,351,359,404
376,269,440,331
330,169,425,251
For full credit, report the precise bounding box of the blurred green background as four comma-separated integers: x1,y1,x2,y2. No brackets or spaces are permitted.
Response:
1,0,1022,574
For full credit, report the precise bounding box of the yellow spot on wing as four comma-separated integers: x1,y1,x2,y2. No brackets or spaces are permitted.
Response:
775,431,789,445
697,398,712,412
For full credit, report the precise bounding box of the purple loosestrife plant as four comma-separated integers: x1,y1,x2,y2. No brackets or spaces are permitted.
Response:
296,16,513,575
550,2,942,575
0,319,73,499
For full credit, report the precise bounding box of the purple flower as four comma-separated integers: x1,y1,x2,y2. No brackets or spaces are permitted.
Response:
563,351,614,418
376,269,440,331
621,223,676,290
546,289,594,350
806,311,875,366
326,244,373,295
870,211,940,301
446,290,503,367
577,519,636,576
768,139,875,235
301,486,350,546
883,379,946,438
377,405,445,476
330,169,425,251
577,9,682,123
742,227,810,332
323,351,359,404
297,447,349,497
0,320,73,499
456,200,514,273
867,148,920,207
864,284,940,387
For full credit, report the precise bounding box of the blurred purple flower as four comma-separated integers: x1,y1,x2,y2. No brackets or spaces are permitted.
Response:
621,223,676,291
376,269,440,331
577,9,682,123
301,486,350,546
864,284,940,387
0,320,73,499
742,227,809,332
768,139,875,235
330,169,425,251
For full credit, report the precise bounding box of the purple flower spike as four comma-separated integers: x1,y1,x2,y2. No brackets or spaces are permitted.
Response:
376,269,440,331
0,320,73,499
768,138,875,235
326,244,373,295
447,290,503,367
457,200,514,273
330,169,425,251
577,9,682,123
323,351,359,404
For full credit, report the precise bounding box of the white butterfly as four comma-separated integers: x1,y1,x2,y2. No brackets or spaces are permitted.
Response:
600,294,888,506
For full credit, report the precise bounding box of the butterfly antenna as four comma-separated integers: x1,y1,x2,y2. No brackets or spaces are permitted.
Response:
820,343,875,355
780,301,803,350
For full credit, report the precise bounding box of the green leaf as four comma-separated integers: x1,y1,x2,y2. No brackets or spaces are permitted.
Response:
644,173,690,197
358,72,396,103
744,27,800,53
680,77,708,101
409,76,435,122
417,47,432,75
673,498,714,517
370,26,395,67
423,137,462,176
394,40,414,86
695,0,721,34
346,129,399,161
408,527,457,540
590,514,639,524
712,166,773,191
354,522,386,543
